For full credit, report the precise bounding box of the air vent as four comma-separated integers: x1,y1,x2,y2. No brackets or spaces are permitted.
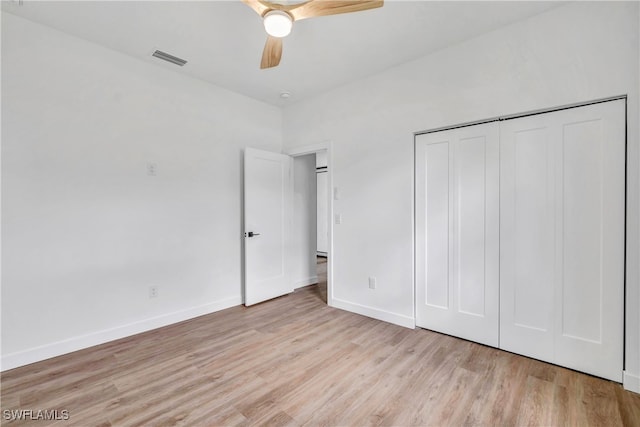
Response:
152,50,187,67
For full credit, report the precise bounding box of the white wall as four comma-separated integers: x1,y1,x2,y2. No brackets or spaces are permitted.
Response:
292,154,317,288
282,1,640,390
1,13,282,369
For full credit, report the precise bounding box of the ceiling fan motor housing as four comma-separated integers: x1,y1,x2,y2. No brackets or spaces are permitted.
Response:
263,10,293,38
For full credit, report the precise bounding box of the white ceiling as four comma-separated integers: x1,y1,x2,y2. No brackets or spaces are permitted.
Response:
2,0,564,107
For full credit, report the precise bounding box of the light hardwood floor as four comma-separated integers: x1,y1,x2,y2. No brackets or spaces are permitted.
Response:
2,269,639,426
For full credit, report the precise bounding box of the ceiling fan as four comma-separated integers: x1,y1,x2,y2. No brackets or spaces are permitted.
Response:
242,0,384,69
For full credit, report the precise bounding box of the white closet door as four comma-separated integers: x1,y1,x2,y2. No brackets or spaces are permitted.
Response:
415,123,500,347
500,100,625,381
499,114,556,362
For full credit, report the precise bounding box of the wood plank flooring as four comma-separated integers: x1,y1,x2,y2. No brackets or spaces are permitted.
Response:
2,265,639,426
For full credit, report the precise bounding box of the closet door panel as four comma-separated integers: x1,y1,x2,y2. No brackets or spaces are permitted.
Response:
561,119,603,342
554,101,625,382
455,137,487,317
500,99,624,382
424,141,450,308
500,121,555,362
416,123,499,347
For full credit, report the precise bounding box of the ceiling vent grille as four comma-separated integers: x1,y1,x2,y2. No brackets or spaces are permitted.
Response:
152,50,187,66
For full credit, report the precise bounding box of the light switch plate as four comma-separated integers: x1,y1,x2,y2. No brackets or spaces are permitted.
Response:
147,161,158,176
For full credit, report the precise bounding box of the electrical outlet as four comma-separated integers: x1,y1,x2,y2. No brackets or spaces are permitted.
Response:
368,277,376,290
335,213,342,225
149,286,158,298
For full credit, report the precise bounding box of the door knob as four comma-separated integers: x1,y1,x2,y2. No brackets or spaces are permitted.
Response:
247,231,261,237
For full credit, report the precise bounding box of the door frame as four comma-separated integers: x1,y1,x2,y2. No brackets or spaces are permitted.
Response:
285,142,334,307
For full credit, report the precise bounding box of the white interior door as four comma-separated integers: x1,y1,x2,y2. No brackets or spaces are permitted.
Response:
415,122,500,347
244,147,293,306
500,100,625,381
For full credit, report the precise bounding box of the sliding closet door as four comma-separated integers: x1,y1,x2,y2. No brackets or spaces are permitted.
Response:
500,100,625,381
415,123,499,347
499,114,556,362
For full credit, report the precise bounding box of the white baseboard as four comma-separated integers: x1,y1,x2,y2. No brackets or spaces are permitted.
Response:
1,296,242,372
624,371,640,393
330,297,415,329
294,276,318,289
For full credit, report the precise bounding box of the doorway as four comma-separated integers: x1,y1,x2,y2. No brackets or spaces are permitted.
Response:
288,144,332,306
315,151,328,303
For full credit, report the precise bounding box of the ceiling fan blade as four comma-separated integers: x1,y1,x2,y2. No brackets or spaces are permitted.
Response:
260,35,283,69
288,0,383,21
242,0,271,17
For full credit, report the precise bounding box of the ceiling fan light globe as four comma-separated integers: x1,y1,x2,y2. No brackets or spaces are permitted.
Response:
263,10,293,38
